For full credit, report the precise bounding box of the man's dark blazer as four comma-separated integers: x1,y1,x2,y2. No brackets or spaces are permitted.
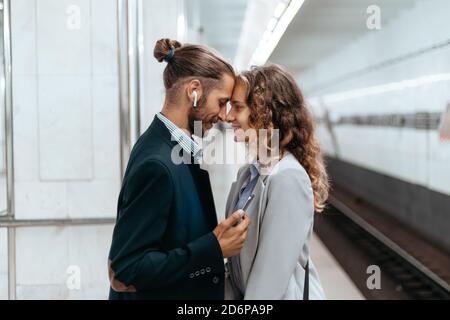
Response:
108,115,225,300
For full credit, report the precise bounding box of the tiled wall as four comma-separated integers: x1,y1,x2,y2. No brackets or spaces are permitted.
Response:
0,229,7,299
12,0,121,220
7,0,121,299
14,225,114,299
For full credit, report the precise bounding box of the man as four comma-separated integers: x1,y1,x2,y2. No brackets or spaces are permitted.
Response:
108,39,250,300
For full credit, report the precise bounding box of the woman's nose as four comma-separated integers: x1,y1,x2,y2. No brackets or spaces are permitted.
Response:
226,107,235,122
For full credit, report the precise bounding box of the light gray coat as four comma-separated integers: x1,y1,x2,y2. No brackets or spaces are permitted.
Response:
224,152,326,300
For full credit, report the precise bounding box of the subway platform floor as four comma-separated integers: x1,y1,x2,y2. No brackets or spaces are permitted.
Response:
311,233,365,300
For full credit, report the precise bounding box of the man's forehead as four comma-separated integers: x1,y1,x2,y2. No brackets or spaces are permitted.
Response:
214,88,231,100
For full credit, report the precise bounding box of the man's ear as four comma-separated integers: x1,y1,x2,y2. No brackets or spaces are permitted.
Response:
186,79,203,105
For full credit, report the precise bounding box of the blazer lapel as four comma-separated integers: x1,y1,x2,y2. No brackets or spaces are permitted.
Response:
189,163,218,231
225,166,251,217
240,174,269,287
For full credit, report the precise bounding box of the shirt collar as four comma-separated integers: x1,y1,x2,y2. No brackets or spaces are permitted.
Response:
156,112,203,161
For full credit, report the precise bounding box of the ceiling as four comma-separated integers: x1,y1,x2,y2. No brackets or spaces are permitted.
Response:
185,0,421,73
185,0,248,61
270,0,420,74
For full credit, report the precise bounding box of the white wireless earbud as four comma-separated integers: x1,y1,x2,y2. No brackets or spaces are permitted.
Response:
193,90,198,108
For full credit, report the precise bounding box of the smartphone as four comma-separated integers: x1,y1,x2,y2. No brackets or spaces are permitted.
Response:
242,194,255,211
236,194,255,225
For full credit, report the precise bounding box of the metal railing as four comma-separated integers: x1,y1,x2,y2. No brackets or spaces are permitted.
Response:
0,217,116,228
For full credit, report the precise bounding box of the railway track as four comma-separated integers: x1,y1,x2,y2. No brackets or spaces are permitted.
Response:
314,188,450,300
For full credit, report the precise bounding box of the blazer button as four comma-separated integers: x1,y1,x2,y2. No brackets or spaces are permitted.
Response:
189,273,194,279
212,276,219,284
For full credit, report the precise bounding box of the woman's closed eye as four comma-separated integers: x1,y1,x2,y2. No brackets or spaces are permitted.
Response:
232,103,243,111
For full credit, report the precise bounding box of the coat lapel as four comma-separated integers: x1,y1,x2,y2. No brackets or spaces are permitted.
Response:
225,166,251,217
189,163,218,231
240,175,267,286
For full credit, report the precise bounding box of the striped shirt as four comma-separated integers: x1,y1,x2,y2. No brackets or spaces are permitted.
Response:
156,112,203,162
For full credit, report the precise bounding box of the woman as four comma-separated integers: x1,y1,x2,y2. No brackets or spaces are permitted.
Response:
224,64,329,300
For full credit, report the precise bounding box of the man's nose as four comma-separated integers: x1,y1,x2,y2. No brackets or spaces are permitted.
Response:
218,105,228,122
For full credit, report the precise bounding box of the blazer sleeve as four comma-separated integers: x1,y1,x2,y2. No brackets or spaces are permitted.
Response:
109,159,224,291
244,168,314,299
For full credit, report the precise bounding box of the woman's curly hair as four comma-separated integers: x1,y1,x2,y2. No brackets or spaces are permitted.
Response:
237,64,329,212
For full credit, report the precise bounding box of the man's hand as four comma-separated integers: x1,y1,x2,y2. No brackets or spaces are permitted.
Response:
108,259,137,293
213,210,251,258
